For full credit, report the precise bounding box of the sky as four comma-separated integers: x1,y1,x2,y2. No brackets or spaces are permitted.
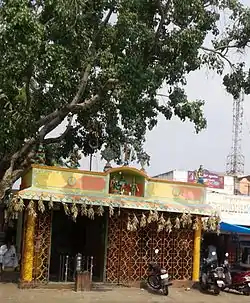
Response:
47,0,250,179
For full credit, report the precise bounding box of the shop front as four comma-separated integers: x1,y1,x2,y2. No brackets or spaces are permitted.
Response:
6,165,217,288
207,192,250,263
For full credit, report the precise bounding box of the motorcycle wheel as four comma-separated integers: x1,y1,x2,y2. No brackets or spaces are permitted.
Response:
243,286,250,296
163,285,169,296
214,286,220,295
147,275,161,290
199,277,207,291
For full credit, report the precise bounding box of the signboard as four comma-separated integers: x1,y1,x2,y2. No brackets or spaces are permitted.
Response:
207,193,250,214
188,169,224,189
207,192,250,226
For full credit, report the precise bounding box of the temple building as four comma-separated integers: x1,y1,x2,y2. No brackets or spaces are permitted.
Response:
6,164,219,288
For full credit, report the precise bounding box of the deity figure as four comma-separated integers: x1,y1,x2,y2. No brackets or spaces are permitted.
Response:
196,165,204,184
118,174,127,195
110,174,128,195
130,178,139,196
110,176,120,194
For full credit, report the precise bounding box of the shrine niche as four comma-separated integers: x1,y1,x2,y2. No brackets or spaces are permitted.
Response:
109,169,145,197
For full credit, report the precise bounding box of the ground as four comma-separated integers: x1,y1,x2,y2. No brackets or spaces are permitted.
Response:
0,284,249,303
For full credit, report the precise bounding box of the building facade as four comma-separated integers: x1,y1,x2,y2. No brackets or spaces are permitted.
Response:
6,165,217,288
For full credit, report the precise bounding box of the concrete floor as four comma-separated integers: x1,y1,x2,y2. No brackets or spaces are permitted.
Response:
0,283,249,303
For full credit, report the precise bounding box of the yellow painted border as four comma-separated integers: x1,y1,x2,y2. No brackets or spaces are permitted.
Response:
30,165,206,188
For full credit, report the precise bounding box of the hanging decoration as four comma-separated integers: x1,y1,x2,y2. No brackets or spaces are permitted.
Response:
7,193,218,235
180,212,192,228
193,217,200,231
202,218,208,231
109,205,114,217
62,202,70,215
201,214,221,233
140,213,147,228
174,217,181,229
186,212,193,226
71,203,78,222
166,217,172,233
11,196,25,213
152,210,159,222
157,213,166,233
180,212,188,228
207,216,217,231
216,222,221,235
48,196,54,209
80,203,88,216
147,210,154,224
127,215,133,231
38,197,45,213
215,215,221,235
88,205,95,220
131,213,139,231
27,200,37,217
96,205,104,216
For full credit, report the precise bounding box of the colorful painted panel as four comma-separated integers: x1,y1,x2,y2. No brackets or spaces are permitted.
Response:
146,181,205,204
65,176,106,191
32,167,107,193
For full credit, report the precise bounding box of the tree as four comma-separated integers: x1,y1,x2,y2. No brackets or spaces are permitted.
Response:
0,0,250,200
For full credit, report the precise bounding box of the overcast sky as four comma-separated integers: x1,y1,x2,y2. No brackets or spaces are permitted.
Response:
80,0,250,177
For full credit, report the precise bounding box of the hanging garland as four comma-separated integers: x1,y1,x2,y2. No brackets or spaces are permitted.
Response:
140,213,147,228
97,205,104,216
48,196,54,210
157,213,166,233
38,196,45,213
166,217,172,233
6,195,220,234
192,216,200,231
88,205,95,220
80,203,88,216
131,213,139,231
71,203,78,222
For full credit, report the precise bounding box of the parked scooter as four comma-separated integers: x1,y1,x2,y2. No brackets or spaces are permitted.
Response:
200,251,226,295
147,249,172,295
223,252,250,295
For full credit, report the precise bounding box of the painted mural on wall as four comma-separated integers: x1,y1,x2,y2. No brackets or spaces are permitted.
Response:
32,167,107,193
188,169,224,189
146,182,205,204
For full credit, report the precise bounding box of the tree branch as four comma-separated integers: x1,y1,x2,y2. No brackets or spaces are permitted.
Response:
154,0,171,41
200,46,234,68
36,7,115,140
70,78,118,112
43,116,73,144
37,9,115,129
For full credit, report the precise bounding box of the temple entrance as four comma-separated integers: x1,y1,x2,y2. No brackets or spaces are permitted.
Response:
49,208,107,282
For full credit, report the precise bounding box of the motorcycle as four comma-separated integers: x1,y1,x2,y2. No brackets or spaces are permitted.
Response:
200,251,226,295
147,249,172,295
223,253,250,295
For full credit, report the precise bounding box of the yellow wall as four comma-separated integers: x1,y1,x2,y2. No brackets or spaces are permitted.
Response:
25,166,108,194
146,180,205,203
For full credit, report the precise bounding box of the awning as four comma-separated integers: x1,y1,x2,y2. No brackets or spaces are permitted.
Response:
16,186,214,216
220,222,250,234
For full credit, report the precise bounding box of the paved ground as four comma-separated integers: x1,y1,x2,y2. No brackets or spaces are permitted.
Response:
0,283,249,303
